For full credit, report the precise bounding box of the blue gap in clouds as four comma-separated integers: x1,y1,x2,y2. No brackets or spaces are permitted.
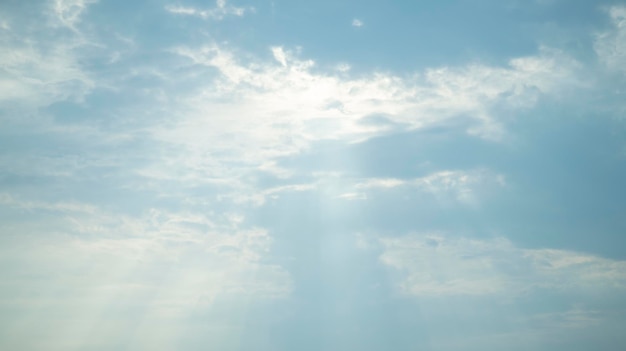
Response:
203,0,621,74
229,0,539,72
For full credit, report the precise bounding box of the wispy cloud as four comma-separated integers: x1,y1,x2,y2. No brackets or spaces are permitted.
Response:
379,233,626,296
0,194,292,307
355,178,407,189
146,44,579,199
0,39,93,108
595,6,626,74
165,0,253,20
1,1,626,349
337,192,367,200
0,0,95,112
52,0,98,29
324,170,506,207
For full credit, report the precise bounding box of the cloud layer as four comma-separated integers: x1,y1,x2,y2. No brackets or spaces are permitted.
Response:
2,1,626,350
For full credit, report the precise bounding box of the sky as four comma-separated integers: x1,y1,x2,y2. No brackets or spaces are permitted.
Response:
1,0,626,350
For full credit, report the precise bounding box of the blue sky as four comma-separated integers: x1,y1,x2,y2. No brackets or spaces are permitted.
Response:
1,0,626,350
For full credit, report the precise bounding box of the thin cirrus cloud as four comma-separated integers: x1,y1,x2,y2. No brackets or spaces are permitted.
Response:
0,8,93,109
353,170,506,204
594,6,626,73
52,0,98,29
165,0,253,20
377,233,626,296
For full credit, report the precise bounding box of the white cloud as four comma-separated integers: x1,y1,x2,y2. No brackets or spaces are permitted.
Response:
220,182,317,206
0,194,292,342
52,0,98,30
0,1,95,112
352,18,364,27
221,169,504,207
424,47,581,138
0,0,583,220
595,6,626,73
414,170,504,205
379,233,626,296
0,18,580,234
355,178,407,189
337,192,367,200
144,44,578,196
165,0,253,20
354,170,506,206
0,39,93,108
169,44,576,149
271,46,288,66
1,0,581,208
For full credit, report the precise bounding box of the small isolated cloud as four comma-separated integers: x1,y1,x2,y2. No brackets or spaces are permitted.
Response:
271,46,288,66
355,178,407,189
337,192,367,200
352,18,364,27
165,0,253,20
